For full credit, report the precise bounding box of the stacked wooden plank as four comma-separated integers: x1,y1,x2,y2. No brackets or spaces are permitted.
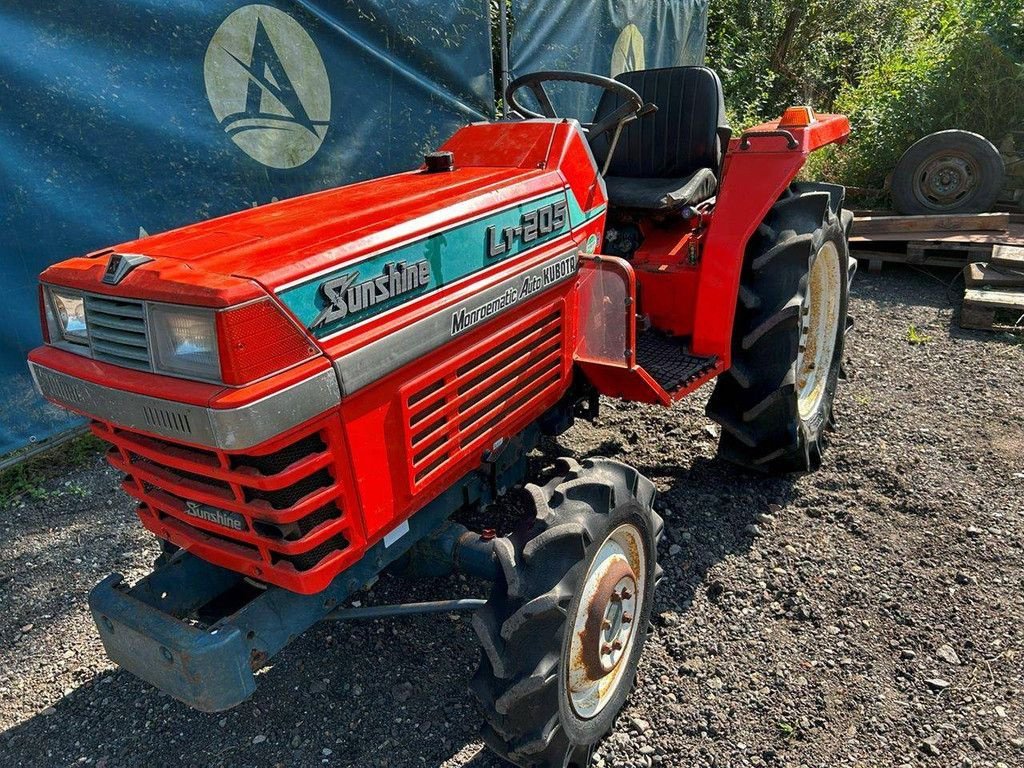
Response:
849,212,1024,272
961,245,1024,333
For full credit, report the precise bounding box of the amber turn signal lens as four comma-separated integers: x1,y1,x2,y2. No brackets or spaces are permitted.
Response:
779,106,817,128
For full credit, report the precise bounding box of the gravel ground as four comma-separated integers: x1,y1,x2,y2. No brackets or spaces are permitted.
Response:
1,265,1022,768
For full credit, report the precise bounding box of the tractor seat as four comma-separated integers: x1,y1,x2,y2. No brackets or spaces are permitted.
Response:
590,66,730,212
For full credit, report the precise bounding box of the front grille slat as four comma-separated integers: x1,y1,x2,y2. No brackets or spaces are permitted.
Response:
92,416,361,592
87,297,146,317
84,295,152,371
90,338,151,362
88,313,146,331
404,307,566,489
88,323,148,347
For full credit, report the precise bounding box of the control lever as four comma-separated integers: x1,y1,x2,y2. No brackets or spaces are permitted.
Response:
601,102,659,177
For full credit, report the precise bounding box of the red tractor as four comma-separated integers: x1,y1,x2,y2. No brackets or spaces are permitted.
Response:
29,67,853,766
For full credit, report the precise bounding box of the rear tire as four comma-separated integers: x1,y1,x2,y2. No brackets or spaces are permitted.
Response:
471,457,663,767
707,183,854,474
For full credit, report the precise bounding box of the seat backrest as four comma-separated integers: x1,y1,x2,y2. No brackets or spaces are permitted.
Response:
590,66,728,179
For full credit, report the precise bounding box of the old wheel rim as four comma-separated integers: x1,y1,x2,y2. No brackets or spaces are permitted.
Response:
914,151,979,210
797,242,841,421
567,523,646,720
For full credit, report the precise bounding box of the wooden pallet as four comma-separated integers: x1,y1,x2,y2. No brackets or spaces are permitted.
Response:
991,244,1024,270
961,288,1024,332
964,262,1024,289
849,213,1024,273
854,242,995,273
851,212,1012,240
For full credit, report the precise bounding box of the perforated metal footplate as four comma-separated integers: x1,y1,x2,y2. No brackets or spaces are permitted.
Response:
635,331,717,392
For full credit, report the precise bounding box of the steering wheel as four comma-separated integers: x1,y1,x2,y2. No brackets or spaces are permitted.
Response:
505,70,648,142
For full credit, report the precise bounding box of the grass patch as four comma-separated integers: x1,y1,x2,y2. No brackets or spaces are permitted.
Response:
906,325,932,345
0,433,104,507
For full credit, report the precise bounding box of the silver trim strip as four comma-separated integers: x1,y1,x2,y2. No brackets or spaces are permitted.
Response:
334,248,579,396
29,362,341,451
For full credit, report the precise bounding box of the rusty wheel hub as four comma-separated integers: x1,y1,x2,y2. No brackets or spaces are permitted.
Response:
916,153,978,209
566,523,646,719
797,241,841,421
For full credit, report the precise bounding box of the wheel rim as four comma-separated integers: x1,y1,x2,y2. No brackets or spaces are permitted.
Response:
566,523,646,719
797,242,841,421
913,151,980,211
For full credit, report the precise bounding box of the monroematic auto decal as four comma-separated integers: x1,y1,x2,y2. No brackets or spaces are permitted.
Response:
204,5,331,169
450,252,578,335
279,192,579,338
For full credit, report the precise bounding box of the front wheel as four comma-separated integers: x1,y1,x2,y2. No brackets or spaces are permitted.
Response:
471,457,663,767
707,183,854,474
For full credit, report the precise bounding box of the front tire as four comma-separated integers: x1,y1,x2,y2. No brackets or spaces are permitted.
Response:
707,183,854,474
471,457,663,767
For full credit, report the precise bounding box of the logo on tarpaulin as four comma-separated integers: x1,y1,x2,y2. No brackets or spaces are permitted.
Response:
204,5,331,169
611,23,645,77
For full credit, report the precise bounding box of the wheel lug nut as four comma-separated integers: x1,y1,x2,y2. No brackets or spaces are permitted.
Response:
621,588,632,600
601,643,612,655
612,640,623,651
602,619,612,630
622,613,633,624
609,592,622,603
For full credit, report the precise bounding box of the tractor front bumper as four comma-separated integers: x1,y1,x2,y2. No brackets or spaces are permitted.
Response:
90,570,256,712
86,474,501,711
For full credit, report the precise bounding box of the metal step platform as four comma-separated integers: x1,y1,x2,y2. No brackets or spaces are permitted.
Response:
635,330,717,392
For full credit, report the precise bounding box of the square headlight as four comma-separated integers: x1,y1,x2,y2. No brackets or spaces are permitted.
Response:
149,304,221,381
47,288,89,345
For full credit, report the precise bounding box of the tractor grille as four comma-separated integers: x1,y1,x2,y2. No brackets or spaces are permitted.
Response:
84,295,152,371
403,305,566,489
92,415,365,593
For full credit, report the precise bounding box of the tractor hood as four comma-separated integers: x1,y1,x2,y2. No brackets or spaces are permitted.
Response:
40,121,603,312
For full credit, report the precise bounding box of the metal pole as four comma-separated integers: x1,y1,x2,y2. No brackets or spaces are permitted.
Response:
324,598,486,622
0,423,90,473
498,0,510,117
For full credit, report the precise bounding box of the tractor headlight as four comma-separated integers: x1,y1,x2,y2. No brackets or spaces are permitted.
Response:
48,288,89,345
149,305,221,380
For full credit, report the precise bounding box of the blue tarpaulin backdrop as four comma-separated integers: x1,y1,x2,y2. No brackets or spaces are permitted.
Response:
0,0,493,455
509,0,708,117
0,0,708,457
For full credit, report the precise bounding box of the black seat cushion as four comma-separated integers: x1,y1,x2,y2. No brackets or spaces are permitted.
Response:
604,168,717,211
590,66,729,210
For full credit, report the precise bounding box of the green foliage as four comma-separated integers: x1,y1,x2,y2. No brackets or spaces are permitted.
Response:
707,0,1024,197
906,324,932,345
0,433,103,507
707,0,920,127
0,464,51,506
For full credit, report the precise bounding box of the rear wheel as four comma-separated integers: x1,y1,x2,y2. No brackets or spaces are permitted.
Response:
707,183,854,474
471,457,663,767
